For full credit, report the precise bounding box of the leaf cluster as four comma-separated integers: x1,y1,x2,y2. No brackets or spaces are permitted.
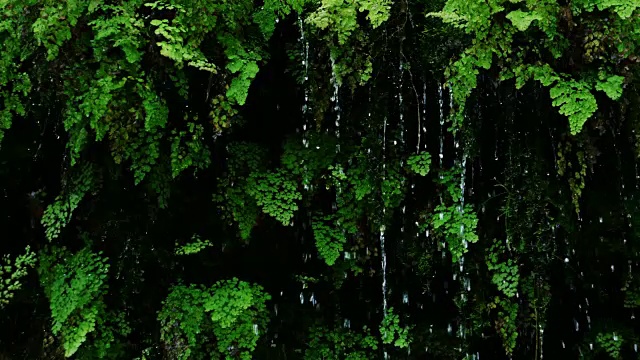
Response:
158,278,271,360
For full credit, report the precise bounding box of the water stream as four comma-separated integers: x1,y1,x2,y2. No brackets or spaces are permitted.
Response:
381,112,389,360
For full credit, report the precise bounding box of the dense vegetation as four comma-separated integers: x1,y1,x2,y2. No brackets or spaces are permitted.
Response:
1,0,640,359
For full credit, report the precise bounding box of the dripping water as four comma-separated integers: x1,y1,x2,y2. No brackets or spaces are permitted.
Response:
399,58,405,148
330,56,341,153
438,83,445,166
381,114,389,360
422,80,427,151
397,58,407,249
298,16,310,149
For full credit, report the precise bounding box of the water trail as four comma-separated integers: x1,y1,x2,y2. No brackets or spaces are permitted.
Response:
635,156,640,191
381,114,389,360
330,56,341,153
399,59,405,149
298,16,312,202
422,80,427,151
540,327,544,359
298,17,310,149
460,150,467,207
398,58,406,250
438,82,445,166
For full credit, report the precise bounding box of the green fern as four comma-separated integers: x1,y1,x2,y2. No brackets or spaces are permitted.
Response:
506,10,542,31
159,278,271,360
175,235,213,255
379,307,411,349
407,152,432,176
38,246,110,357
312,214,347,266
247,170,302,226
595,332,623,359
486,239,519,298
431,0,634,134
41,163,96,241
0,246,36,308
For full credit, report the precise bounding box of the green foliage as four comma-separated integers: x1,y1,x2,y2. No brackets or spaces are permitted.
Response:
0,71,31,146
621,274,640,309
32,1,88,61
214,142,269,240
595,331,623,359
306,0,388,89
0,0,294,187
417,168,480,262
1,0,638,358
145,1,216,72
175,234,213,255
0,246,36,308
430,0,636,134
88,1,146,64
141,89,169,133
379,307,411,349
247,170,302,226
221,38,262,106
312,214,347,266
159,278,271,360
511,64,599,135
62,68,128,163
215,177,261,241
148,157,172,208
158,284,212,360
345,156,375,202
170,119,211,178
407,151,432,176
595,73,626,100
556,140,587,214
381,163,406,210
506,10,543,31
307,0,390,45
430,203,479,262
573,0,640,19
358,0,392,28
436,168,465,202
0,0,34,146
75,310,132,360
304,323,378,360
205,278,270,359
489,297,518,355
41,163,96,241
486,239,519,298
210,93,238,134
38,246,111,357
548,79,598,135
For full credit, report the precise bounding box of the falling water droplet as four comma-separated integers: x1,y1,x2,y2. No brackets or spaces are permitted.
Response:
438,83,445,165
